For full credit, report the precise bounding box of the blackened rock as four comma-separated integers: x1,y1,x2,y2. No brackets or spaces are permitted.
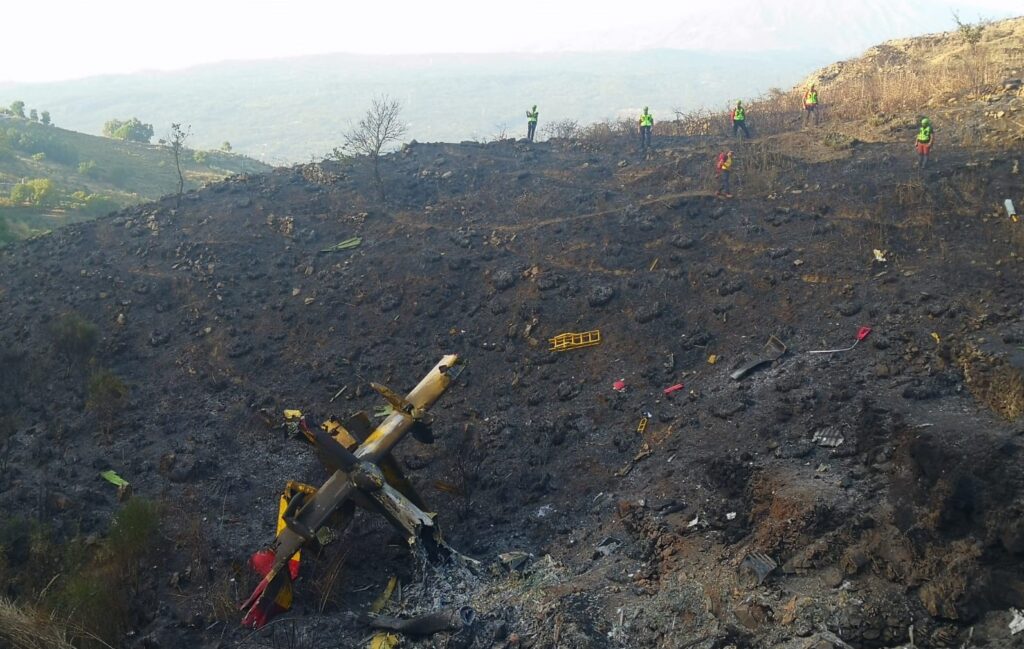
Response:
492,269,516,291
379,293,402,312
149,330,170,347
670,235,697,250
556,382,577,401
775,442,814,459
718,280,744,296
838,302,862,317
168,453,197,483
226,340,253,358
635,302,664,324
588,284,616,307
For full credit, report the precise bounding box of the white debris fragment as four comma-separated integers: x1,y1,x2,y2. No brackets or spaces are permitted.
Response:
726,512,737,521
687,515,700,528
1010,608,1024,635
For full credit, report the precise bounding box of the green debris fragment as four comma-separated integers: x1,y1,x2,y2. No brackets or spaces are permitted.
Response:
373,405,396,419
320,237,362,253
100,470,130,487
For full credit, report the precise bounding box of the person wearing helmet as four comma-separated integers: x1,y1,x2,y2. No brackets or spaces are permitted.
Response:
732,100,750,139
638,107,654,151
526,105,539,142
916,117,934,168
716,150,734,198
803,84,820,126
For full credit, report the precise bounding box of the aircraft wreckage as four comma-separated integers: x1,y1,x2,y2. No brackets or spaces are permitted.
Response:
240,355,463,628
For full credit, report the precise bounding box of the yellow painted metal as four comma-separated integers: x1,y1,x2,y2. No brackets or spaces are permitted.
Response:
357,354,459,462
548,330,601,352
371,576,398,614
369,632,399,649
636,417,648,435
322,417,359,450
242,356,459,624
283,409,303,420
275,482,317,567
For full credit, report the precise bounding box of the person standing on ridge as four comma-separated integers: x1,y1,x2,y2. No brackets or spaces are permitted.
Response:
803,85,820,126
916,117,934,168
716,150,734,198
526,105,539,142
732,100,750,139
639,107,654,151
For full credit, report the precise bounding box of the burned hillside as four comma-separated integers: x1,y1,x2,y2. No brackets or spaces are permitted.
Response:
2,27,1024,649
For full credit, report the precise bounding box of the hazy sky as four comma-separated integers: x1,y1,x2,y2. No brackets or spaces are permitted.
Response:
2,0,1020,83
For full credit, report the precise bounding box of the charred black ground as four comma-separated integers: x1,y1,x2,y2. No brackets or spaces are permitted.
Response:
1,110,1023,649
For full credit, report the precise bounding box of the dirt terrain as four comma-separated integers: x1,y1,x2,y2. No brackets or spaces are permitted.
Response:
2,25,1024,649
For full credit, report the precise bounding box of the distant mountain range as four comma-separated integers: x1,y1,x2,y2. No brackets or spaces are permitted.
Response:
0,50,829,163
1,2,1015,162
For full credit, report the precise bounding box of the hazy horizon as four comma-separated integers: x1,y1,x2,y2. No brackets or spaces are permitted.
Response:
1,0,1020,83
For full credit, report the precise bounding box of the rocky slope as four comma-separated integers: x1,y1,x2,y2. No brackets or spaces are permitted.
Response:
1,37,1024,649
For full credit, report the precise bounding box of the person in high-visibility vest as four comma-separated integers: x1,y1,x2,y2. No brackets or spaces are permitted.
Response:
732,100,750,139
803,85,820,126
916,117,934,168
526,105,539,142
715,150,734,198
638,107,654,150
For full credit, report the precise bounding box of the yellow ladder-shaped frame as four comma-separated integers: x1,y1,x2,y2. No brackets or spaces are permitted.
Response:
548,330,601,352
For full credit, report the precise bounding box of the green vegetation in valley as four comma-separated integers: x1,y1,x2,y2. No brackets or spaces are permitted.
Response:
0,111,270,245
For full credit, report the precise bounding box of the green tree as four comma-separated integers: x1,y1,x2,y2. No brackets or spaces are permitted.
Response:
10,183,32,204
29,109,38,122
24,179,56,205
9,101,25,118
220,141,232,152
103,118,154,143
40,111,51,126
11,179,57,205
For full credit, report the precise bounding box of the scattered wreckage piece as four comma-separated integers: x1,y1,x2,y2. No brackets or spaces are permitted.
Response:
808,326,872,354
730,335,787,380
366,606,476,636
739,552,778,587
548,329,601,352
811,427,845,447
320,236,362,252
240,355,462,629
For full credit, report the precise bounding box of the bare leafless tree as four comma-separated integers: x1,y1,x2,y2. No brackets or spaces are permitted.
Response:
167,122,191,206
335,94,408,200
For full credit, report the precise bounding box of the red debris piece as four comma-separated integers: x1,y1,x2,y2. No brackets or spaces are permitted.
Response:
612,379,626,392
663,383,684,395
856,326,872,341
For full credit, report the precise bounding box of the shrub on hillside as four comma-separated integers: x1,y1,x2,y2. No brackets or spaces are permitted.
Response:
77,160,98,177
53,499,160,646
86,369,128,435
50,313,97,369
4,127,78,165
9,179,57,207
